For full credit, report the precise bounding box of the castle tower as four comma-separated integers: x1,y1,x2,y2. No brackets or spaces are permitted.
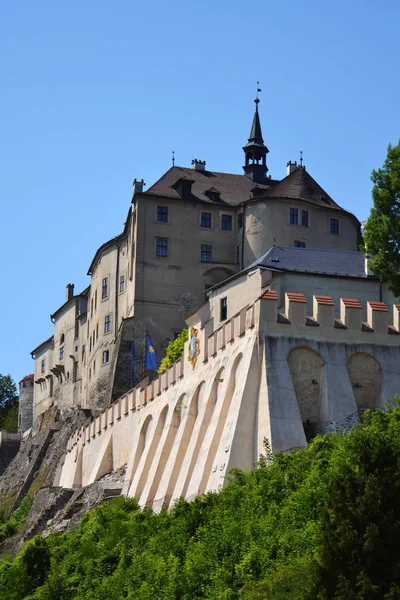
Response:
18,374,34,433
242,96,269,183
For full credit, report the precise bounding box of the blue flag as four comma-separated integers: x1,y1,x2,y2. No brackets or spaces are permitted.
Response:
131,340,136,382
145,330,158,371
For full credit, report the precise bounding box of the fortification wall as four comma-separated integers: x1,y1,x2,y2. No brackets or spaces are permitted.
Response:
60,303,260,510
59,289,400,511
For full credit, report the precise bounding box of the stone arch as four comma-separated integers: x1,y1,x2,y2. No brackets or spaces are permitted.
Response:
163,385,204,507
199,353,243,495
347,352,381,414
180,369,225,498
135,406,168,500
130,414,153,480
287,346,324,440
146,398,183,505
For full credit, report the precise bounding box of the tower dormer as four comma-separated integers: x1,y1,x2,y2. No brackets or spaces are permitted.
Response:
243,97,269,183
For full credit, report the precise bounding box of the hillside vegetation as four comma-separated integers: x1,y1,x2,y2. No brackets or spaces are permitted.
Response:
1,401,400,599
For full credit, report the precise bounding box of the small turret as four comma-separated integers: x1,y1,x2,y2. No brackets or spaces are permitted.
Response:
243,95,269,183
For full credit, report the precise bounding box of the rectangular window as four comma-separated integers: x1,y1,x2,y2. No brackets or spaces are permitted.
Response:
81,344,86,361
221,214,232,231
94,289,97,310
330,218,340,234
156,238,168,257
96,323,99,341
90,298,93,318
93,360,96,372
157,206,168,223
302,210,309,227
102,277,109,299
220,297,228,322
289,208,298,225
89,368,91,380
120,275,125,293
41,359,45,374
59,346,64,361
104,314,111,333
201,244,212,263
102,350,110,364
238,213,243,229
294,241,306,248
201,211,212,228
236,245,240,265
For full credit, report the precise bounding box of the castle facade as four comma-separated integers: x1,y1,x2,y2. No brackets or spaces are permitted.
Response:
29,99,362,430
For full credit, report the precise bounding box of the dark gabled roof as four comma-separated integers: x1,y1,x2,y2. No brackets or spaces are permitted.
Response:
31,336,54,357
145,166,276,206
87,232,127,275
260,166,342,210
247,246,370,278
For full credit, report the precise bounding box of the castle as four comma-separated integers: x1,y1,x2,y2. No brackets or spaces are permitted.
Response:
19,98,400,510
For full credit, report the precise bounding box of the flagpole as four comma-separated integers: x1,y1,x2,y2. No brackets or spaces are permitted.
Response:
142,327,146,380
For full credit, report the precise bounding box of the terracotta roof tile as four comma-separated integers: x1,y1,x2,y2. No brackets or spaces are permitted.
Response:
368,301,388,312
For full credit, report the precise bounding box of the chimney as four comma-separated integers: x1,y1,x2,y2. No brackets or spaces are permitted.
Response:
132,178,145,197
66,283,74,302
191,159,206,172
286,161,297,176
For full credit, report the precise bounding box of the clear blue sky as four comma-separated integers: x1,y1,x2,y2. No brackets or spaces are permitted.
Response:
1,0,399,385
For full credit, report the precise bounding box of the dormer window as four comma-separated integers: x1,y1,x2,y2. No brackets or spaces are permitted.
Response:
204,188,221,202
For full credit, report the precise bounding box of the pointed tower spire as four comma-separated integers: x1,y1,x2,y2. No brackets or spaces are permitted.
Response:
243,90,269,183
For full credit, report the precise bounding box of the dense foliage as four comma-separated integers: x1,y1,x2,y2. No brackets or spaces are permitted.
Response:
2,402,400,599
0,374,19,432
158,329,188,374
364,140,400,295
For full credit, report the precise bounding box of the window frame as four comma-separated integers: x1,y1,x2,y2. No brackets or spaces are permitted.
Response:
41,359,45,374
102,350,110,364
301,210,309,227
289,208,299,225
104,314,112,334
156,237,168,258
237,212,243,229
294,240,306,248
119,274,125,293
200,244,213,263
102,277,109,299
220,297,228,322
221,214,233,231
59,346,64,361
200,211,212,229
329,218,340,235
157,205,168,223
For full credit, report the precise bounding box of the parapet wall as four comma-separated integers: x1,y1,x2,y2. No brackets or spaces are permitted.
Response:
260,290,400,343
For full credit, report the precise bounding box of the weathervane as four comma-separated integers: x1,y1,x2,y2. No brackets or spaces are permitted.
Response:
255,81,262,106
300,150,303,167
172,150,175,167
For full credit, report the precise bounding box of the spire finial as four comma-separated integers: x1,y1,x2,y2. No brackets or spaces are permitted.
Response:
172,150,175,167
300,150,303,167
255,81,262,109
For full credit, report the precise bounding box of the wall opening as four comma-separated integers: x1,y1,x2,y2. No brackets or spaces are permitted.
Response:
347,352,381,414
288,346,324,441
135,406,168,500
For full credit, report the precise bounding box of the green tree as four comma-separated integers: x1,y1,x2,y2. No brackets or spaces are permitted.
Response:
364,140,400,295
158,328,188,374
0,374,18,432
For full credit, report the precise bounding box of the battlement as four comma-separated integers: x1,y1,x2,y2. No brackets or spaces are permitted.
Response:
261,291,400,338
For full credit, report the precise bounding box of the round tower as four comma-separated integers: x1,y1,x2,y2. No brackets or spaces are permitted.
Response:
18,374,34,433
